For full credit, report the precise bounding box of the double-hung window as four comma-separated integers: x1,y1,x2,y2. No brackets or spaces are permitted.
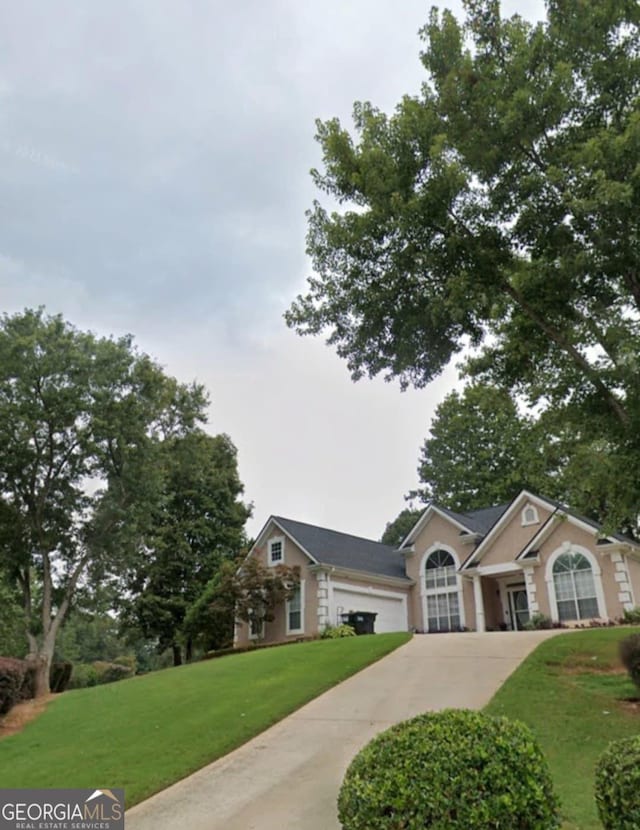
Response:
268,537,284,565
286,582,304,634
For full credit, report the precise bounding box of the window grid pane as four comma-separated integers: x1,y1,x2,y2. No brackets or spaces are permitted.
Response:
553,554,599,622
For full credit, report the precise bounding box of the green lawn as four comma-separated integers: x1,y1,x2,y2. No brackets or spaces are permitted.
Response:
486,628,640,830
0,633,410,807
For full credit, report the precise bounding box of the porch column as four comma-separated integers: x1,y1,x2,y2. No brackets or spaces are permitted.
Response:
316,570,331,631
473,574,486,633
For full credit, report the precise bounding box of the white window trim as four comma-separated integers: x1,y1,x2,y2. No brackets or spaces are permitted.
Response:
521,504,540,527
248,617,265,641
268,535,285,567
286,579,305,635
419,542,466,632
545,543,607,622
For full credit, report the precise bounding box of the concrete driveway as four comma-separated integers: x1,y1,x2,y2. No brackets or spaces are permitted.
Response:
127,631,559,830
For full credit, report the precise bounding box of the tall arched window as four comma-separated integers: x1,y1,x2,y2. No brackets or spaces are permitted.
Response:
552,552,599,621
425,549,461,632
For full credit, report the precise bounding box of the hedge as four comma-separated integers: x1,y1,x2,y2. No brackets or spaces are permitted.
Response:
595,735,640,829
338,709,560,829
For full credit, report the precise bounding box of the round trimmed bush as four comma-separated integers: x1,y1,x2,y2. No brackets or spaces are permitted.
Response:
595,735,640,829
338,709,560,830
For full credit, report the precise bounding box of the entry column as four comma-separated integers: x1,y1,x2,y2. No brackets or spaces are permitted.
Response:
473,574,486,632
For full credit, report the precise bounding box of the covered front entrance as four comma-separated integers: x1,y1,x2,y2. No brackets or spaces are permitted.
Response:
468,567,532,632
506,586,530,631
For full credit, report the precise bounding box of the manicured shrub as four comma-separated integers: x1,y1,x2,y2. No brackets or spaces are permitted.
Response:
67,660,133,689
49,661,73,693
67,663,98,689
20,660,37,701
92,661,134,685
338,709,560,830
595,734,640,829
321,624,356,639
0,657,28,715
619,632,640,692
623,606,640,625
523,613,553,630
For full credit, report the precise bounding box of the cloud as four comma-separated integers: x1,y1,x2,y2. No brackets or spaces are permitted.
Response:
0,0,545,539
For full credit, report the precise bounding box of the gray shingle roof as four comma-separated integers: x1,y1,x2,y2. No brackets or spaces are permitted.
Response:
436,503,510,536
272,516,410,581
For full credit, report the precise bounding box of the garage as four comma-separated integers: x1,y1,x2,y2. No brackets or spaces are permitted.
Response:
331,583,408,633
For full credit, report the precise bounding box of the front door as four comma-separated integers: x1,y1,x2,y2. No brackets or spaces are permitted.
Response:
507,588,530,631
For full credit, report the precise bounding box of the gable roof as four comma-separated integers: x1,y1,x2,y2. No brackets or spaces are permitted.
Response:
400,502,510,549
436,503,510,536
271,516,409,580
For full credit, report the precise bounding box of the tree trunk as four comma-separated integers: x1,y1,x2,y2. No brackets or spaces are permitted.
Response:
172,644,182,666
185,637,193,663
31,646,54,698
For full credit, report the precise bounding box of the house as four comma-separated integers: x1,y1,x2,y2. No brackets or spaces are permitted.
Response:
234,490,640,645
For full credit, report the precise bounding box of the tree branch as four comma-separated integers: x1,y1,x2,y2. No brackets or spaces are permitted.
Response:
503,282,629,424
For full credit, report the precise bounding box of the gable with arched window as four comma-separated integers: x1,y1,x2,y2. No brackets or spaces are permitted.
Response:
423,547,463,632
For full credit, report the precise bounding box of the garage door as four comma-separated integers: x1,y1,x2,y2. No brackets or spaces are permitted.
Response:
332,586,408,633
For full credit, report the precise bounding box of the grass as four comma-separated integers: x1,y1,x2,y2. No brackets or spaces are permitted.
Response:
486,628,640,830
0,632,410,807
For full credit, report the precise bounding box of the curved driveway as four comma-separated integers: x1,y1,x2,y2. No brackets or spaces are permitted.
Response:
127,631,559,830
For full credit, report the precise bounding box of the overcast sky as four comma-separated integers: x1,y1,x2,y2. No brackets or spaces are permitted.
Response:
1,0,545,541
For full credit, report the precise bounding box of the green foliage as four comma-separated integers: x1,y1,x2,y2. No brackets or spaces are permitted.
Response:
0,580,26,658
413,383,562,511
619,633,640,692
380,508,422,547
287,0,640,529
595,735,640,830
67,664,99,689
186,556,300,648
321,624,356,639
523,613,553,631
122,430,250,665
622,606,640,625
49,661,73,694
338,709,560,829
68,660,134,689
0,308,209,693
487,629,640,829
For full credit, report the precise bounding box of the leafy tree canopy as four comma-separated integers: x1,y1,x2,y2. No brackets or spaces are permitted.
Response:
0,308,208,693
286,0,640,522
184,556,299,650
380,508,423,548
122,430,251,665
412,383,559,512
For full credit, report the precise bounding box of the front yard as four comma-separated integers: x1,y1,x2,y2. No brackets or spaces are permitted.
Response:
0,633,410,807
486,628,640,830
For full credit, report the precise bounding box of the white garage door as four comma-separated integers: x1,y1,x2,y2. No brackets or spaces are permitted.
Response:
332,586,408,633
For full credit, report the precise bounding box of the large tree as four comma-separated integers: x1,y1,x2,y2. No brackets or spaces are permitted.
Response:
0,308,207,694
286,0,640,522
122,430,251,665
413,383,557,511
380,508,423,548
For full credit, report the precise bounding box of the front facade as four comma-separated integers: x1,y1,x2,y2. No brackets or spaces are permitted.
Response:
235,491,640,645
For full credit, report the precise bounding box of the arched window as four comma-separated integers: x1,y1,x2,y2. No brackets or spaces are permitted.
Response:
425,549,460,632
522,504,539,526
552,552,599,621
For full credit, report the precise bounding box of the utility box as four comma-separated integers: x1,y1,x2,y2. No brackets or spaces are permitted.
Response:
340,611,377,635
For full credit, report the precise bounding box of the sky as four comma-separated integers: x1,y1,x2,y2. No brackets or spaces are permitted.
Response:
0,0,545,541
